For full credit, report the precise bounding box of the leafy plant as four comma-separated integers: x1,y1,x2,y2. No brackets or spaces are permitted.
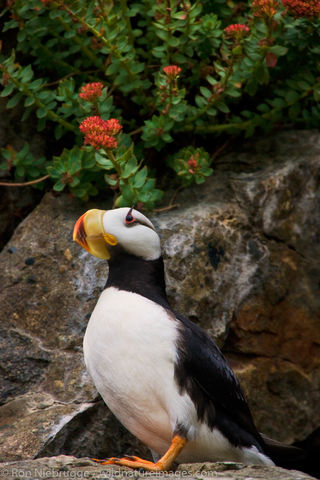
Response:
167,147,213,186
1,0,320,208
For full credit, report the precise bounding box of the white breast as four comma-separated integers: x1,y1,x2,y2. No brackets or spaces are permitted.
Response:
83,287,188,454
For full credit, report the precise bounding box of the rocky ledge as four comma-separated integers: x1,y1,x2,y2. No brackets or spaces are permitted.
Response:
0,456,316,480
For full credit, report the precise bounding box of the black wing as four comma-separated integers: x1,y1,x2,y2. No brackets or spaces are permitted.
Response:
173,311,264,450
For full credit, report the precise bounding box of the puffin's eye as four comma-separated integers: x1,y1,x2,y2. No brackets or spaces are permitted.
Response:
125,214,135,224
125,208,136,225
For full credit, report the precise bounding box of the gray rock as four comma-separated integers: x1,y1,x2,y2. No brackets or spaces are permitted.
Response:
0,456,316,480
0,130,319,463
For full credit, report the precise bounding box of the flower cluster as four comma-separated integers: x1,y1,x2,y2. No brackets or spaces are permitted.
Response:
282,0,320,17
224,24,250,38
163,65,182,78
159,65,183,105
252,0,279,17
79,82,104,102
79,116,122,150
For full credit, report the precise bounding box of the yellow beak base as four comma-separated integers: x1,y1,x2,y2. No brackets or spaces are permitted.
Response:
73,209,117,260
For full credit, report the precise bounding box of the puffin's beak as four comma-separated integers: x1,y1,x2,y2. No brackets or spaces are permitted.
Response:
73,209,117,260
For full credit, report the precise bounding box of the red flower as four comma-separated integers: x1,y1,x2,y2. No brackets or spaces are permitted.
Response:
163,65,182,78
187,155,199,174
282,0,320,17
84,132,118,150
79,116,122,150
188,156,198,169
79,82,104,102
104,118,122,135
224,24,250,37
252,0,279,17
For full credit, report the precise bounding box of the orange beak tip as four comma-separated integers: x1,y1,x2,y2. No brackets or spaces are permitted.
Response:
73,212,88,248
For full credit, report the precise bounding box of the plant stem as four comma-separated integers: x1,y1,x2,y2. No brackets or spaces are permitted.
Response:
177,117,250,133
120,0,134,46
153,203,179,212
0,174,49,187
128,126,143,136
106,150,122,176
165,0,172,63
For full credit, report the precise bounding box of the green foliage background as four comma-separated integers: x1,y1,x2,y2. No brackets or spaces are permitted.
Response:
1,0,320,208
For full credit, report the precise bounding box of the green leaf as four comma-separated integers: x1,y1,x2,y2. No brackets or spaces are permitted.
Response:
225,88,241,98
18,143,30,161
195,95,206,108
115,194,127,207
232,45,242,56
207,107,217,117
105,174,118,186
21,107,32,122
285,90,300,104
271,97,286,109
95,153,114,170
141,178,155,192
117,146,134,166
53,180,66,192
122,156,138,178
257,103,269,113
36,107,47,119
24,96,35,107
6,92,23,109
269,45,288,56
200,86,211,99
216,101,230,113
121,183,135,203
54,124,65,140
1,83,15,97
68,149,82,174
20,66,33,83
29,79,44,90
70,177,80,187
132,167,148,188
152,45,166,58
137,189,154,203
297,81,310,91
313,85,320,102
162,132,173,143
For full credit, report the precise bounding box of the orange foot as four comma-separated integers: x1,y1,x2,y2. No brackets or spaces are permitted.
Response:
92,435,187,471
94,455,164,471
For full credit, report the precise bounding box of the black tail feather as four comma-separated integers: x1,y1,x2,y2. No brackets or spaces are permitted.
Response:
292,427,320,478
262,428,320,479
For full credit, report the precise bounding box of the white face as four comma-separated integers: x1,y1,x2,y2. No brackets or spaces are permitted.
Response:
102,208,161,261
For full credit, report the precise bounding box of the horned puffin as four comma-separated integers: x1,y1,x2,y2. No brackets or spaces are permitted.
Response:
73,207,317,475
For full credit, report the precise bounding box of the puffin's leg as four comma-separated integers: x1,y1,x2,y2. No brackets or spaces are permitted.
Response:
95,435,187,471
